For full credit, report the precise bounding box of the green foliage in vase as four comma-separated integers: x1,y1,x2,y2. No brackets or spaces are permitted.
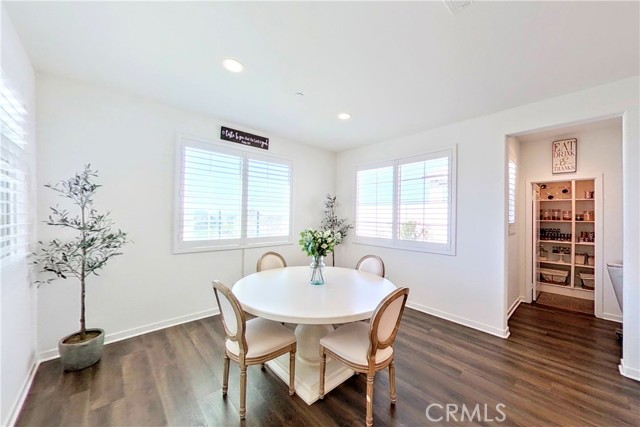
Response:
33,165,129,340
298,228,342,258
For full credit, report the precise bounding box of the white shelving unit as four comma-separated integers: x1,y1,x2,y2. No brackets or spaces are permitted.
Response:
534,179,596,301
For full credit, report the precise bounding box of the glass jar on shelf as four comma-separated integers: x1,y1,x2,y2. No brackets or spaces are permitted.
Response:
538,245,548,261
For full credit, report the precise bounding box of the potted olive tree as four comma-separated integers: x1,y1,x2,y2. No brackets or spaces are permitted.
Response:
33,165,129,371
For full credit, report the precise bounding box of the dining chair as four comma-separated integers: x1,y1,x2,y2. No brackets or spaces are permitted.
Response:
355,254,386,277
319,287,409,427
212,280,296,420
256,251,287,272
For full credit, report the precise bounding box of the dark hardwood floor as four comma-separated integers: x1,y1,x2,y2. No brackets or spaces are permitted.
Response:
17,304,639,426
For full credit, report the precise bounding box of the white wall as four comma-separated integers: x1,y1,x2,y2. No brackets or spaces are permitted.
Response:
0,6,37,426
518,120,623,320
506,137,522,315
335,77,640,379
622,106,640,380
35,74,336,357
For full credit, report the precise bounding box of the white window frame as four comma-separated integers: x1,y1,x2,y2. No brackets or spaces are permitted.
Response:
174,134,293,254
353,147,457,255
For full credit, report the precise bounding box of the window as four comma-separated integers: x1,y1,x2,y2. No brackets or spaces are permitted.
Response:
508,159,517,232
175,136,292,253
0,80,29,266
355,149,456,255
355,165,394,239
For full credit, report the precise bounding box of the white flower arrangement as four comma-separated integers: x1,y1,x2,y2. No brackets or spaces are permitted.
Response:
298,228,342,258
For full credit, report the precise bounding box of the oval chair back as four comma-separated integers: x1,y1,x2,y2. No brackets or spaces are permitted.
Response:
356,255,385,277
368,287,409,365
257,251,287,272
212,280,297,420
319,286,409,427
212,281,248,356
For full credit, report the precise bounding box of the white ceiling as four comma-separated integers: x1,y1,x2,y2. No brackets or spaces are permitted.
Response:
4,1,639,152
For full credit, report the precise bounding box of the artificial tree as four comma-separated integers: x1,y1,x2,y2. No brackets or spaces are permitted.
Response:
34,165,129,344
320,194,353,266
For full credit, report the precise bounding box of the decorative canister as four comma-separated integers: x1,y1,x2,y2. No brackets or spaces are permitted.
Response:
552,209,561,220
542,209,551,220
584,211,594,221
562,211,572,221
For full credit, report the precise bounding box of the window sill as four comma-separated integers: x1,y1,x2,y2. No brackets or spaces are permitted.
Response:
352,239,456,256
173,239,294,255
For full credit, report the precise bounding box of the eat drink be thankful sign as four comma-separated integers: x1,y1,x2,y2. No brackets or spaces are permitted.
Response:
552,138,577,174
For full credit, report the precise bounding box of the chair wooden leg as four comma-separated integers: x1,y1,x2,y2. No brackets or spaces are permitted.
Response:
222,354,230,396
366,373,375,427
389,360,397,404
239,365,247,420
289,350,296,396
319,348,327,399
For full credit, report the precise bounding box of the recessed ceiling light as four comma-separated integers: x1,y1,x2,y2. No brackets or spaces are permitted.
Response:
222,58,244,73
338,113,352,120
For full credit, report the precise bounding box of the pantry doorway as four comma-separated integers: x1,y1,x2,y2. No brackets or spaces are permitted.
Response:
529,178,600,314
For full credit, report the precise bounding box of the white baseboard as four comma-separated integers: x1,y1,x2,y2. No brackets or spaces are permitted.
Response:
601,312,623,323
4,357,40,427
507,297,524,319
619,359,640,381
39,308,219,361
407,302,510,339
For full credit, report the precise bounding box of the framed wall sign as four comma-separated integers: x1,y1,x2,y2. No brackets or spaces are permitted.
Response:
552,138,577,174
220,126,269,150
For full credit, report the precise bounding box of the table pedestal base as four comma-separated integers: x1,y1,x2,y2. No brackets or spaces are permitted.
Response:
267,353,353,405
294,323,334,365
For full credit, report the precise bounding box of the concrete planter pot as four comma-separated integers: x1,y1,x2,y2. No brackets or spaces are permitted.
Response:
58,328,105,371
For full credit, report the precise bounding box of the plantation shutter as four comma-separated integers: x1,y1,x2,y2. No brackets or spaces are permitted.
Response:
0,81,29,264
175,136,293,253
246,158,291,239
353,148,456,255
355,165,394,239
508,160,517,225
180,145,243,244
397,156,449,244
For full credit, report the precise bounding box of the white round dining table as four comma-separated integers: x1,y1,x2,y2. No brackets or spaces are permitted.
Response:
232,265,397,404
234,266,396,324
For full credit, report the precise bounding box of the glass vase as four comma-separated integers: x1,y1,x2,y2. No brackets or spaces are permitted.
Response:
309,255,325,285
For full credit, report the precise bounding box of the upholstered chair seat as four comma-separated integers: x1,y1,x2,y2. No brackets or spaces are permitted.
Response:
319,287,409,427
213,280,296,420
319,322,393,366
225,317,296,359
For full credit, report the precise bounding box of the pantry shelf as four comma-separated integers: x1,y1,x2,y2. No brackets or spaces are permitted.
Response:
535,178,596,301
